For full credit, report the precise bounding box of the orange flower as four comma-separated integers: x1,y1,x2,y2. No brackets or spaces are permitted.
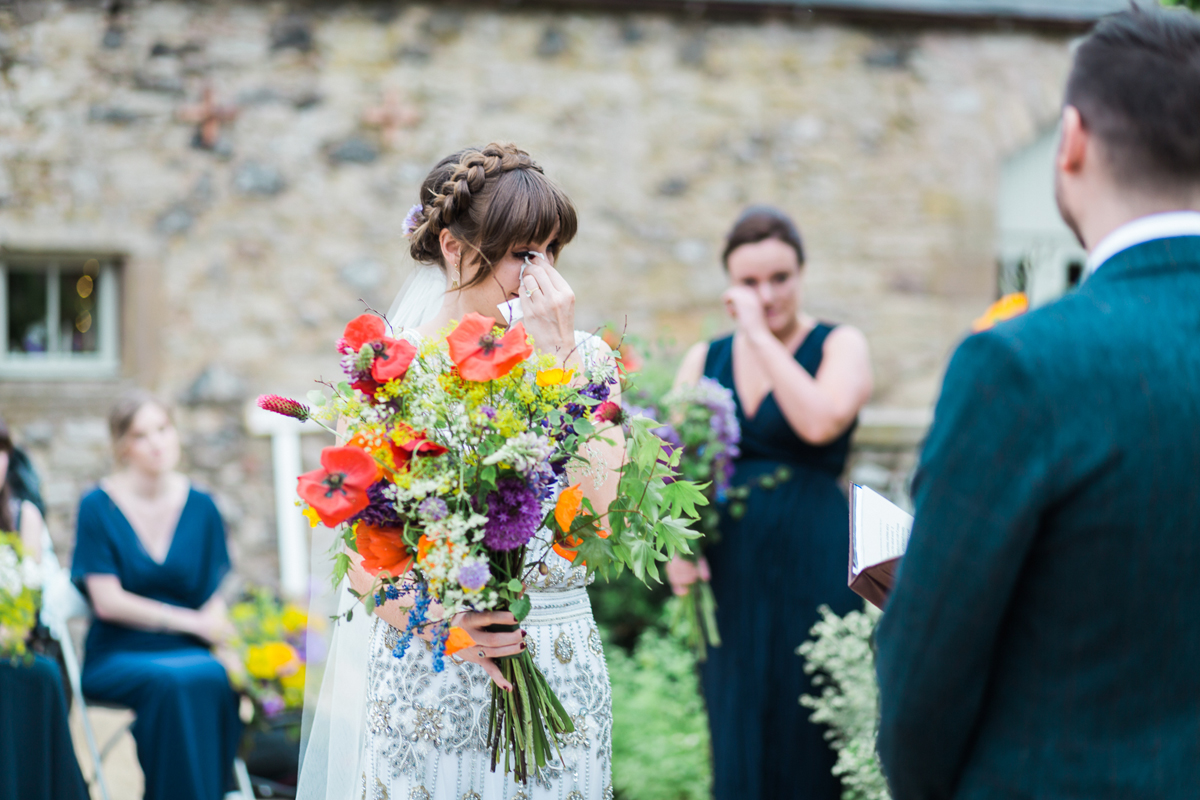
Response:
446,313,533,382
297,446,381,527
972,292,1029,332
554,483,584,534
444,626,476,657
553,528,611,564
356,524,413,577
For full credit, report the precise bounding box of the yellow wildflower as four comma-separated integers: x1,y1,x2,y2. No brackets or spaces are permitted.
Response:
246,642,300,680
281,605,308,633
536,368,574,387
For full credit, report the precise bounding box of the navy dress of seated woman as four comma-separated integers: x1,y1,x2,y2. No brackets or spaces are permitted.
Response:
71,485,242,800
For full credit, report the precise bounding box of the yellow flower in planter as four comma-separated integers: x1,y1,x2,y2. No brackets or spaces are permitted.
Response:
279,663,306,691
246,642,300,680
281,604,308,633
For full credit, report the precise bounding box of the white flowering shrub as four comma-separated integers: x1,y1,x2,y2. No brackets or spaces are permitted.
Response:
797,603,891,800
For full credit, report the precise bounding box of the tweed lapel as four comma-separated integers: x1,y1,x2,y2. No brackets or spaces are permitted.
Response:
1086,235,1200,286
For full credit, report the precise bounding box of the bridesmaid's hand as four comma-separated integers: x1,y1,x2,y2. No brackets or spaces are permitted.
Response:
722,285,770,339
451,610,527,691
666,556,711,597
190,604,236,646
519,254,577,364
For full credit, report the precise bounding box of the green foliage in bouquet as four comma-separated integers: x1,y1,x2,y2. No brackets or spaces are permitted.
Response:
0,532,40,664
608,626,712,800
797,603,890,800
1161,0,1200,11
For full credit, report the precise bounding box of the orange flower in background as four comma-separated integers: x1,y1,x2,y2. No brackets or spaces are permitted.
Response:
601,327,644,376
444,626,476,657
553,528,611,565
446,313,533,382
297,446,381,527
972,292,1029,332
554,483,584,533
356,524,413,577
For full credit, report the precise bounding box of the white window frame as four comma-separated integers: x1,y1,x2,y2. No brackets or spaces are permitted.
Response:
0,254,121,380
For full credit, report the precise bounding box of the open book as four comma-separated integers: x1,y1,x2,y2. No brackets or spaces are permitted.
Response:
849,484,913,609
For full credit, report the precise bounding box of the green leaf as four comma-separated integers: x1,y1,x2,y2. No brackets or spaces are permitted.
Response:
331,552,351,588
510,595,532,622
573,417,595,436
306,388,327,407
506,578,524,593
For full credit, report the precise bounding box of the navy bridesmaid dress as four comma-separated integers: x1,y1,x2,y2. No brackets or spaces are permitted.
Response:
700,324,861,800
0,654,89,800
71,486,242,800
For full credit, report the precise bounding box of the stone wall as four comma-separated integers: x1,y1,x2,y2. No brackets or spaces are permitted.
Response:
0,1,1074,583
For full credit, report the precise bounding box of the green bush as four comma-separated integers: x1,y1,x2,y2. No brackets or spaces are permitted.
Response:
607,626,712,800
797,603,890,800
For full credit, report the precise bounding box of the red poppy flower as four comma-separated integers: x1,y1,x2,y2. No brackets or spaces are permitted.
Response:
356,524,413,578
340,314,387,353
297,446,381,527
351,377,382,398
399,435,449,458
446,313,533,382
371,338,417,382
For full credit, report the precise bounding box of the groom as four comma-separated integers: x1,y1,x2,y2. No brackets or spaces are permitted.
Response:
875,7,1200,799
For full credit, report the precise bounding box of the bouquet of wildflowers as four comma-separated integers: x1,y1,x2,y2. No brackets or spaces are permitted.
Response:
228,587,310,727
259,311,706,782
0,532,41,664
656,378,741,660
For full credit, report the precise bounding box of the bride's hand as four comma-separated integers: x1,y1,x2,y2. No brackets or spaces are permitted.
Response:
451,610,527,691
519,254,576,364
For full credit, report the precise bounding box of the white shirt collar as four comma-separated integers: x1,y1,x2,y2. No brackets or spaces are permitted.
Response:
1086,211,1200,275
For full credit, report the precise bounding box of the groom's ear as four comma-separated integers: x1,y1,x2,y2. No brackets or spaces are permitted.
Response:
1056,106,1089,178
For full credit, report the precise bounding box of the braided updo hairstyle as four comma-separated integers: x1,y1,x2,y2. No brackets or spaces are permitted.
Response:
407,143,578,290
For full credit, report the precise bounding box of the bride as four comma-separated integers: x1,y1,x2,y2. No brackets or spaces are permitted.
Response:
298,143,622,800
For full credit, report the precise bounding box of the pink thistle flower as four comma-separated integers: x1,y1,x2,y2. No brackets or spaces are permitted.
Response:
258,394,311,422
593,401,623,424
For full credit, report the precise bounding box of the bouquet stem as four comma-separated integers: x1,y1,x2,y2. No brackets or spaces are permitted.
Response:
670,579,721,661
487,647,574,783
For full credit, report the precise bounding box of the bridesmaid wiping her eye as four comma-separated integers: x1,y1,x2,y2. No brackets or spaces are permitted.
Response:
669,206,873,800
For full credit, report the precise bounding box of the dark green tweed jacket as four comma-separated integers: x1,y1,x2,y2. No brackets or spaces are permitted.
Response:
875,235,1200,799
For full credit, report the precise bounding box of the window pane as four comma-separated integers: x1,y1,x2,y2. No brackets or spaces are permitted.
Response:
7,270,48,354
59,264,99,353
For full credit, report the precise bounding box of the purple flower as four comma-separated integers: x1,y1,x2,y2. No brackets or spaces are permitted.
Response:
402,204,425,238
418,497,448,521
482,477,541,551
349,481,402,528
457,561,491,591
262,695,286,718
479,405,497,419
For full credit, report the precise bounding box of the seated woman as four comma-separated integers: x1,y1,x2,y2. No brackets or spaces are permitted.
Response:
71,392,241,800
0,417,89,800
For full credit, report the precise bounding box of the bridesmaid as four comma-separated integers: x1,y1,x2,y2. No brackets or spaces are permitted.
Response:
71,392,242,800
0,418,89,800
670,206,872,800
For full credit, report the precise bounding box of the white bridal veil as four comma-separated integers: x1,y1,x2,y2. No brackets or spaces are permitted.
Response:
297,264,447,800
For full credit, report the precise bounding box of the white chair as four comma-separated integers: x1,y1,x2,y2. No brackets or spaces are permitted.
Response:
38,531,255,800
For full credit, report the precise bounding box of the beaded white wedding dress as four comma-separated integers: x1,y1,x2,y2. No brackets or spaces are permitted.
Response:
360,535,613,800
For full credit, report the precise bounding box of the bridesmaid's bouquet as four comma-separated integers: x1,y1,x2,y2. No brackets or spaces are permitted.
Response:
227,587,310,727
259,312,706,782
656,378,742,660
0,532,40,664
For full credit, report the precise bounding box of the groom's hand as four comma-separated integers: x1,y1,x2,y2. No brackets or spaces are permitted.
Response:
452,610,527,691
520,254,577,365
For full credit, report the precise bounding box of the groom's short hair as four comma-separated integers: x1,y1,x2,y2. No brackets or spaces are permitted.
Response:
1065,6,1200,193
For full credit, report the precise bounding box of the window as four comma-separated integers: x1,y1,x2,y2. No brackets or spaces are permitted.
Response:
0,251,121,379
